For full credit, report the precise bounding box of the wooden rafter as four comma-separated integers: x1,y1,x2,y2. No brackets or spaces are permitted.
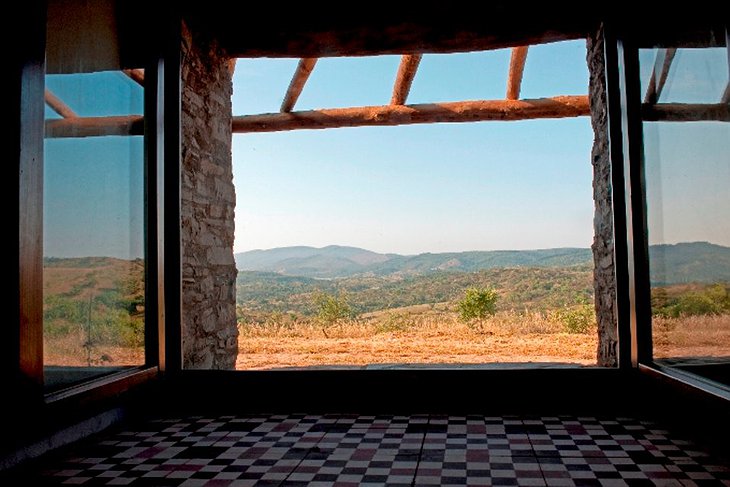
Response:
390,54,422,105
45,115,144,138
506,46,529,100
642,102,730,122
233,95,590,133
123,69,145,86
44,89,77,118
281,58,318,112
643,48,677,104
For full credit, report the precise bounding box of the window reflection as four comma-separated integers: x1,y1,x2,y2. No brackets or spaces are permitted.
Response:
641,45,730,384
43,1,146,390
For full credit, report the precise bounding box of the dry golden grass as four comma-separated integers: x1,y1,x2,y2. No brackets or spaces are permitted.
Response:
236,309,598,369
653,313,730,359
44,333,144,367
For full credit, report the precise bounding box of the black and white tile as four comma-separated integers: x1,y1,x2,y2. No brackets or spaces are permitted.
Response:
25,414,730,486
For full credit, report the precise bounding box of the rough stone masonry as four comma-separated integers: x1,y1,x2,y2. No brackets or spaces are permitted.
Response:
587,25,618,367
180,22,238,369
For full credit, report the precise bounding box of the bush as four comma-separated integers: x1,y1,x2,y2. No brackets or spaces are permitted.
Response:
652,283,730,318
457,287,498,329
313,291,353,334
555,303,596,334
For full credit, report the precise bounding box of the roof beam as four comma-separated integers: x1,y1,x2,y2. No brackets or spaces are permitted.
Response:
642,102,729,122
643,48,677,104
281,58,318,112
390,54,422,105
233,95,589,133
123,69,145,86
506,46,529,100
44,89,77,119
45,115,144,138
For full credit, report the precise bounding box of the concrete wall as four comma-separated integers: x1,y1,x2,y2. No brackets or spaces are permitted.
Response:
587,26,618,367
180,22,238,369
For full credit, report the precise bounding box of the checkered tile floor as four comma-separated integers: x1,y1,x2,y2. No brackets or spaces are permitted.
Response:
28,415,729,486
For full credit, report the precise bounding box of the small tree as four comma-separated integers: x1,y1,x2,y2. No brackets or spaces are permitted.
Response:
313,291,352,336
458,287,498,330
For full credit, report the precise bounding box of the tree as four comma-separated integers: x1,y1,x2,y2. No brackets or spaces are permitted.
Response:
457,287,498,329
313,291,352,336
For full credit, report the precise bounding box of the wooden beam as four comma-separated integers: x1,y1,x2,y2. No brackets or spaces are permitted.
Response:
642,102,729,122
643,48,677,104
390,54,422,105
44,89,77,118
506,46,529,100
281,58,317,112
233,95,589,133
45,115,144,138
123,68,145,86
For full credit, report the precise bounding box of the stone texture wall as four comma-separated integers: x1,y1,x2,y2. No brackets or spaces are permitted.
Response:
180,22,238,369
587,26,618,367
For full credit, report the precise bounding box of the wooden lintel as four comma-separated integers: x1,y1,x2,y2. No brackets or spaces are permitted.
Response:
642,102,730,122
281,58,318,112
123,69,145,86
506,46,529,100
643,48,677,104
45,115,144,138
233,95,590,133
44,89,77,118
390,54,423,105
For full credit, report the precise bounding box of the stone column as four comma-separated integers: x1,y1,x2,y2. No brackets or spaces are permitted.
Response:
180,22,238,369
587,25,618,367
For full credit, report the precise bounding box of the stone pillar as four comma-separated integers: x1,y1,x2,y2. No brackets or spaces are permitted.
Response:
180,22,238,369
587,25,618,367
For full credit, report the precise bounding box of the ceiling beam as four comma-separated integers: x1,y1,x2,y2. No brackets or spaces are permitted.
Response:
45,115,144,138
506,46,529,100
234,95,589,133
643,48,677,104
44,89,77,119
390,54,423,105
281,58,318,113
123,68,145,86
642,102,729,122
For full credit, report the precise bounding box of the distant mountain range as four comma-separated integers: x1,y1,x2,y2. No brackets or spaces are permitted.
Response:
235,245,592,279
235,242,730,284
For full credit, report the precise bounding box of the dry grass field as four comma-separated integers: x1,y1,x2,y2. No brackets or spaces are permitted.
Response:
653,314,730,359
236,306,730,369
236,306,598,369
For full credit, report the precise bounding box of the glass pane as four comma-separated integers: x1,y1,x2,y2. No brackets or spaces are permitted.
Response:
642,45,730,384
43,9,145,390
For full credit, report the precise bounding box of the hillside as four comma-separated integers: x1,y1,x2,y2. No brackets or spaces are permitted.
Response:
236,245,592,278
649,242,730,285
236,242,730,283
236,265,594,316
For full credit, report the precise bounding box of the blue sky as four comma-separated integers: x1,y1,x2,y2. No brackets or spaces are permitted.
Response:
41,42,729,259
232,40,596,254
44,71,144,259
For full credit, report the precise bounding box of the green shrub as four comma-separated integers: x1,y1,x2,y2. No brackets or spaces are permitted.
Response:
555,303,596,334
312,291,353,335
457,287,498,329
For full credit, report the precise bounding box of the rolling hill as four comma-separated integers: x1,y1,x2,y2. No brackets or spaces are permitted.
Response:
235,245,592,278
235,242,730,284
